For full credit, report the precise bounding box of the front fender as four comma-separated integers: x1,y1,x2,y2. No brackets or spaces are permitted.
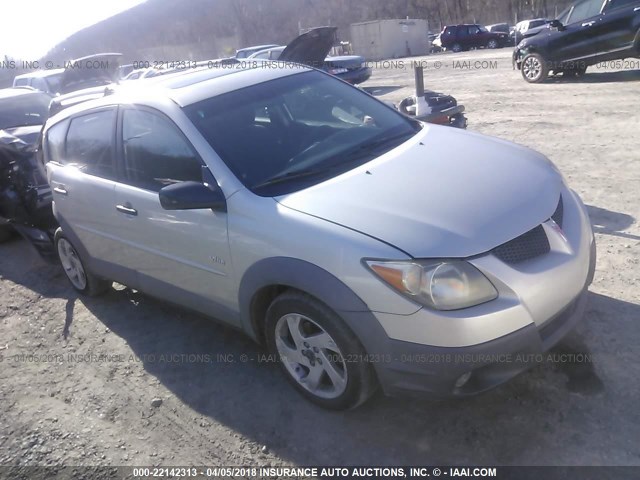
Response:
238,257,370,341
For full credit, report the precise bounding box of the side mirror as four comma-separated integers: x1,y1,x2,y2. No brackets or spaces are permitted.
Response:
159,181,226,211
549,20,565,31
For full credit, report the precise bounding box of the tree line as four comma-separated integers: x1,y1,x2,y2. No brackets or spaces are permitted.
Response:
1,0,573,87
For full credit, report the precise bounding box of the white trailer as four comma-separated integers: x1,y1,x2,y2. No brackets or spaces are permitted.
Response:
350,19,429,61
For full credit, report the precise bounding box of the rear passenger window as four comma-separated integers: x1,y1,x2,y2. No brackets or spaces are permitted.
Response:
65,110,116,179
46,120,69,164
122,109,202,192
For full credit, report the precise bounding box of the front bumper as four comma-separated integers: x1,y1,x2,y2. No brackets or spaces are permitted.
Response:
377,281,590,398
342,188,596,398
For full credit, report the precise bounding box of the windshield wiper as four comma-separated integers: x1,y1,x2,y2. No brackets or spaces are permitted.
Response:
254,131,416,191
345,130,415,158
253,168,330,189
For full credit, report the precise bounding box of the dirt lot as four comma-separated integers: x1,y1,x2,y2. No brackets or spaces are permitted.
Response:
1,49,639,469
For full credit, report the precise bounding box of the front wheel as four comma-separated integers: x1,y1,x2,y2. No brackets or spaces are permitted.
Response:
487,39,499,49
265,291,377,410
521,53,549,83
450,43,462,53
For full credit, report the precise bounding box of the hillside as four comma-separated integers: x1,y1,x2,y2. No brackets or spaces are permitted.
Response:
44,0,573,64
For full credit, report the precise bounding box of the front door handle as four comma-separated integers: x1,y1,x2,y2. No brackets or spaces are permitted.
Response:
53,186,68,196
635,6,640,12
581,21,596,27
116,204,138,216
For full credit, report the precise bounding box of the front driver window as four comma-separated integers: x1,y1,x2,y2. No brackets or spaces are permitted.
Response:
122,109,203,192
567,0,605,24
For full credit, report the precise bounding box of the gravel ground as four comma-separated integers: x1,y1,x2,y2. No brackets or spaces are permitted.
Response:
1,48,639,469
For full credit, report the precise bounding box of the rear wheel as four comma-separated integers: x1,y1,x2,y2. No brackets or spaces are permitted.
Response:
265,291,377,410
0,225,14,243
487,39,499,49
55,230,111,296
521,53,549,83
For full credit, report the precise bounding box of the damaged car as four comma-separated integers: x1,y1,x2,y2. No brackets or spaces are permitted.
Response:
49,53,123,116
0,88,56,256
249,27,372,84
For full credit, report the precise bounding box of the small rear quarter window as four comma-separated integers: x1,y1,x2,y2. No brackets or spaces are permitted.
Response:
45,119,69,164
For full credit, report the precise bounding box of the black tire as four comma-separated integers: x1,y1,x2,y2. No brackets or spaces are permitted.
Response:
54,229,111,296
0,225,14,243
563,63,587,78
521,53,549,83
451,43,463,53
265,290,377,410
487,39,499,49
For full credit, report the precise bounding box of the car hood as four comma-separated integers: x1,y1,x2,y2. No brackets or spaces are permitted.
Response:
523,25,549,38
279,27,337,67
277,126,562,258
59,53,122,95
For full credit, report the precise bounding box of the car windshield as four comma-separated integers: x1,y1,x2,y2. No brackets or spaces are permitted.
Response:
184,70,421,196
45,73,63,94
556,6,573,23
0,93,51,130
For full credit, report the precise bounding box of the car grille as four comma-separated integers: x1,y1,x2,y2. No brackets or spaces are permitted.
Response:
491,196,563,265
492,225,550,264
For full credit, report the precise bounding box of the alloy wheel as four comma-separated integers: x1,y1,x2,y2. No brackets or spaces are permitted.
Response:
57,238,87,290
523,56,542,81
274,313,348,399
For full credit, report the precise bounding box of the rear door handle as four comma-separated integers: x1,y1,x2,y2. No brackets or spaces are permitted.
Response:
116,204,138,216
635,6,640,11
53,186,68,196
581,21,596,27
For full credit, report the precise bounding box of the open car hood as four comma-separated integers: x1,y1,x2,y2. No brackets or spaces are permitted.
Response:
279,27,337,67
59,53,122,95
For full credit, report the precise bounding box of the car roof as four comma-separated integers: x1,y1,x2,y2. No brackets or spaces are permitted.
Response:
47,64,311,121
14,68,65,80
0,87,48,99
237,44,279,53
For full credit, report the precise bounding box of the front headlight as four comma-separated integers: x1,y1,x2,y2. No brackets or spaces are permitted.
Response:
364,259,498,311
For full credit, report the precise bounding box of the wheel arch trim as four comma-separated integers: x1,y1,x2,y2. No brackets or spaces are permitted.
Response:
238,257,370,343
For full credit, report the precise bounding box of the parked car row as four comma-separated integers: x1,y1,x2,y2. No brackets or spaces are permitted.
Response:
211,27,372,85
427,0,639,85
433,24,511,52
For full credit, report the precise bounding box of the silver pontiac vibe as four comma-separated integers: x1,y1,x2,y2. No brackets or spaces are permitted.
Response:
44,64,596,410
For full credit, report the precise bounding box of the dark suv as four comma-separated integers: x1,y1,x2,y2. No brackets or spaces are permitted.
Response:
440,24,510,52
514,0,640,83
